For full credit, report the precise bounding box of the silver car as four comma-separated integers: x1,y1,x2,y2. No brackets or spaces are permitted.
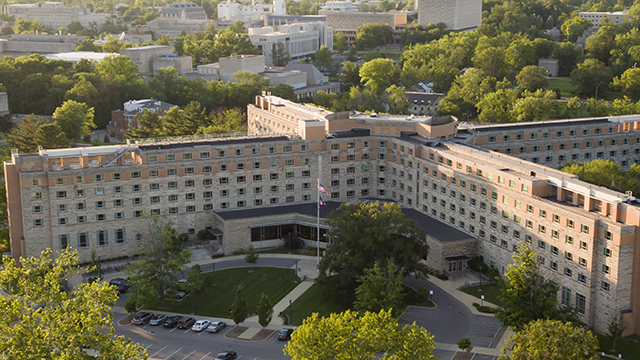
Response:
207,321,226,333
149,314,168,326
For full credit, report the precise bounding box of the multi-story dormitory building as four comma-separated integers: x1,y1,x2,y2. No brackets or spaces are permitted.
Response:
5,94,640,337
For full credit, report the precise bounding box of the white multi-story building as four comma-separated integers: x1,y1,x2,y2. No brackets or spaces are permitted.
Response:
2,2,108,30
318,1,358,14
160,2,208,20
143,2,213,38
248,22,333,66
578,10,628,30
416,0,481,31
217,0,286,23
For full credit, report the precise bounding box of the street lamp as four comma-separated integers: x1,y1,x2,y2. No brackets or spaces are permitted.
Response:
479,271,482,292
288,232,291,254
294,260,299,283
481,295,485,307
595,83,601,101
190,282,194,315
429,290,433,302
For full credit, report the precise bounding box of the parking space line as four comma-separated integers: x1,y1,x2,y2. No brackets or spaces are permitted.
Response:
145,344,154,350
164,347,182,359
183,329,191,334
270,337,279,344
143,324,151,330
170,327,177,332
197,330,206,336
149,346,167,358
181,350,197,359
199,352,211,360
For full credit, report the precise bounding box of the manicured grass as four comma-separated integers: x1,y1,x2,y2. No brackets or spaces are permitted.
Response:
157,267,299,318
401,285,435,309
458,284,504,307
288,282,353,326
546,77,576,98
596,333,640,360
601,90,624,102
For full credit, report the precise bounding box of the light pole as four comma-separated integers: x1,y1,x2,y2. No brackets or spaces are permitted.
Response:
595,83,600,101
481,295,485,307
295,260,299,283
288,232,291,254
479,271,482,292
190,282,194,315
429,290,433,302
289,299,292,326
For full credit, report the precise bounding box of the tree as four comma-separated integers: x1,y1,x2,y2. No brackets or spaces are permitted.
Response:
341,61,361,91
66,21,85,35
124,213,192,309
354,259,404,317
613,68,640,101
270,83,297,101
607,314,625,353
457,337,472,352
313,45,333,73
334,32,347,54
318,201,428,301
570,59,612,98
52,100,96,141
3,115,67,153
284,309,438,360
128,109,163,138
496,242,578,331
187,264,204,294
256,293,273,328
199,107,247,134
244,244,259,267
359,58,398,96
270,41,290,66
384,85,409,114
0,248,147,359
211,21,259,62
231,285,247,325
355,24,393,50
499,319,599,360
36,123,68,149
561,17,592,42
516,65,548,92
13,18,45,34
552,42,583,77
584,20,619,64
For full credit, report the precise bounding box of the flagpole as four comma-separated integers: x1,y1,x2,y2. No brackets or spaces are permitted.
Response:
317,155,322,272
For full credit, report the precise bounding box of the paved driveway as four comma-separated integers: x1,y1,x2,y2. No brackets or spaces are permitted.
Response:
401,276,502,350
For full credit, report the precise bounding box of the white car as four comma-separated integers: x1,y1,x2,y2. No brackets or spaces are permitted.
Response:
191,320,211,332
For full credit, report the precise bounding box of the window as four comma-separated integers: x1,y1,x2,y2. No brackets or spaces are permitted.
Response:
201,151,210,159
601,281,610,292
132,198,142,205
237,176,246,183
604,248,611,257
286,172,294,179
579,241,588,251
602,265,610,274
576,294,586,315
133,210,142,218
565,235,574,245
132,184,141,192
581,225,589,234
150,183,159,190
131,171,141,179
203,166,211,173
186,205,196,212
97,230,108,246
185,167,194,175
150,196,160,204
58,218,68,225
579,257,587,268
578,274,586,284
219,165,228,172
551,246,558,255
605,231,612,241
185,180,195,187
56,191,67,199
203,179,212,186
565,252,573,261
564,268,572,277
77,233,89,248
114,212,124,220
538,240,546,250
220,202,229,209
550,261,558,271
147,155,157,163
113,199,123,207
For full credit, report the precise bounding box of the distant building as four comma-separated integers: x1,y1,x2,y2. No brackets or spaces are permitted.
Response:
416,0,481,31
189,54,339,99
2,2,108,29
143,2,213,39
217,0,286,23
248,21,333,66
404,91,444,115
44,51,117,64
324,11,408,45
578,10,628,30
107,99,177,134
0,92,8,116
264,14,326,27
0,34,84,55
119,45,192,75
318,1,358,14
538,59,559,77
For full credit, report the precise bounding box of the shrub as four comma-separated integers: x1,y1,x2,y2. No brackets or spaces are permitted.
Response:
233,248,245,255
211,253,225,259
426,267,449,280
82,135,91,143
472,302,497,314
283,236,304,250
197,229,213,240
468,255,489,273
178,233,189,243
103,134,110,143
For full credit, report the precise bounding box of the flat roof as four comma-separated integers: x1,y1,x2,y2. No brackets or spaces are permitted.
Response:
471,118,611,132
39,145,131,158
137,135,290,150
215,201,473,243
45,51,117,62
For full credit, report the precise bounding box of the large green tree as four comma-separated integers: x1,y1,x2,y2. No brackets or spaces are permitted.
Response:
313,45,333,73
354,259,404,317
499,319,599,360
13,18,45,34
284,309,438,360
318,201,428,301
355,24,393,50
560,16,592,42
496,242,578,330
0,248,147,359
52,100,96,141
612,67,640,101
3,115,68,153
516,65,548,92
270,41,291,67
570,59,612,98
256,293,273,328
231,285,248,325
359,58,398,96
125,214,192,309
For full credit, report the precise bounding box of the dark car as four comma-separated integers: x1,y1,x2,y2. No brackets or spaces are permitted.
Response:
109,278,129,289
163,315,183,328
214,351,237,360
113,284,127,293
132,312,153,325
277,328,294,341
177,317,195,329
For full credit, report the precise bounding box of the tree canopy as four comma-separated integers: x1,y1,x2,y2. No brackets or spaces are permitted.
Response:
561,160,640,196
317,201,428,301
499,319,599,360
0,248,147,359
284,309,438,360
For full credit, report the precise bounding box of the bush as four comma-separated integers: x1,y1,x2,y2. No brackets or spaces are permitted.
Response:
301,248,316,256
472,302,497,314
103,134,110,143
283,236,304,250
211,253,225,259
487,268,500,280
82,135,91,143
197,229,214,240
468,255,489,273
233,248,245,255
178,233,189,243
426,267,448,280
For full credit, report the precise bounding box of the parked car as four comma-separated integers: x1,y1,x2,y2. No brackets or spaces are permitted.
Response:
112,284,127,293
177,317,196,329
207,321,226,333
109,278,129,289
191,320,211,332
277,328,294,341
149,314,168,326
132,312,153,325
214,351,237,360
163,315,183,328
175,291,187,299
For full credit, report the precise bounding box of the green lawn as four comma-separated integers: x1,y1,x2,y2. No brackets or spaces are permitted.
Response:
156,267,299,317
546,77,576,98
458,284,504,307
288,282,352,326
596,333,640,360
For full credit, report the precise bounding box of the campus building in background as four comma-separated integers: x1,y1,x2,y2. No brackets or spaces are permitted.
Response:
2,2,108,29
5,95,640,337
416,0,481,31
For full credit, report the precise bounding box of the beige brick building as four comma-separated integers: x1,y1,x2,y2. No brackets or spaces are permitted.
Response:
5,96,640,337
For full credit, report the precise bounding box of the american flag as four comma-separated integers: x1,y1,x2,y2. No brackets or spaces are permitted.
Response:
319,195,327,206
318,183,331,195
